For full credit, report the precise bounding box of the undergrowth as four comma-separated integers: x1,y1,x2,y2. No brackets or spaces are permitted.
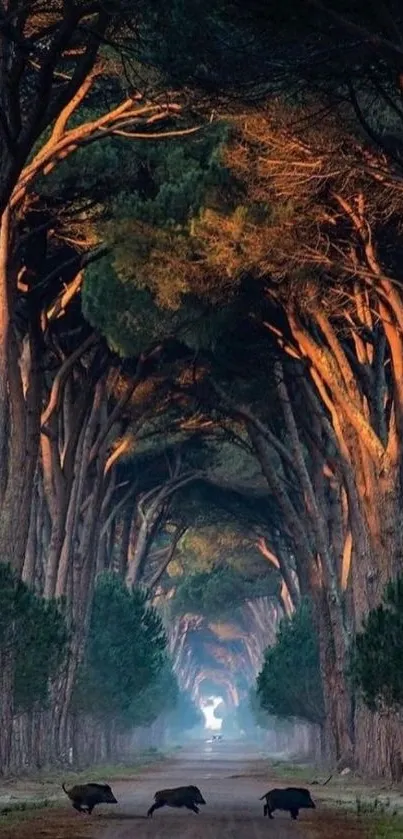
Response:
42,749,164,785
0,799,57,819
370,816,403,838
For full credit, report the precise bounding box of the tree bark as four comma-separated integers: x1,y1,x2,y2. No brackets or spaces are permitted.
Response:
247,419,353,763
0,650,14,773
0,206,11,505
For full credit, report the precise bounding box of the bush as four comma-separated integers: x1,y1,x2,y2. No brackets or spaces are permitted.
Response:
352,575,403,711
73,573,170,727
256,600,324,725
0,563,68,712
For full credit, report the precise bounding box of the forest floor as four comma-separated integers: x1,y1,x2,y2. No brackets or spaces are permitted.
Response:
0,740,402,839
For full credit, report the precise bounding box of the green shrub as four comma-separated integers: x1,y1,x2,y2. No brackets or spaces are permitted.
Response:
256,599,324,725
352,576,403,711
0,563,68,712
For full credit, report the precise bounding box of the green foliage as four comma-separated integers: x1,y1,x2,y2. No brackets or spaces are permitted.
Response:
370,816,403,839
111,127,231,226
168,483,281,555
73,573,168,727
171,565,278,620
256,600,325,725
352,576,403,711
173,523,279,578
37,133,142,206
0,564,68,712
141,0,275,95
83,261,172,356
82,126,238,356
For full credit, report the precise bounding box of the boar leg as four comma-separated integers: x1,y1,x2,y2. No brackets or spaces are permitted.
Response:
147,801,165,817
290,809,299,820
186,803,200,814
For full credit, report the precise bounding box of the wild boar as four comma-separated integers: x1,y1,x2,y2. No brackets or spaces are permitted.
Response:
260,787,316,820
62,782,118,814
147,784,206,817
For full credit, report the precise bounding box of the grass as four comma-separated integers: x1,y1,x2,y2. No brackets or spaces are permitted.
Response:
0,798,59,825
369,815,403,838
40,748,165,785
266,758,327,783
3,747,166,786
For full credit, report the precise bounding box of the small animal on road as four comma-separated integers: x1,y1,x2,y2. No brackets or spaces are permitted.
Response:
260,786,316,820
147,785,206,817
62,781,118,814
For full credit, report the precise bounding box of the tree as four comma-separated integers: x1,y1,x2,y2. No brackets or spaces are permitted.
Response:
81,124,231,357
171,566,279,621
256,600,325,727
352,576,403,713
0,0,205,769
2,0,403,778
0,0,195,567
73,572,167,725
249,686,272,730
0,563,68,768
113,97,403,773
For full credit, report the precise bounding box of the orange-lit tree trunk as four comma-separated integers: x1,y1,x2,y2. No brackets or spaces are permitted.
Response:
0,210,43,576
209,372,353,763
46,352,161,763
125,471,200,588
275,240,403,776
246,423,352,764
256,536,300,616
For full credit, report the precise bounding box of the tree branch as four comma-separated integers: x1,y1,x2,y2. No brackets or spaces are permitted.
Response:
209,378,299,475
147,526,187,591
41,332,98,430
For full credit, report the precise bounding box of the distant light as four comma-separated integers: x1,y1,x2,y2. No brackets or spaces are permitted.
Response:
200,696,223,730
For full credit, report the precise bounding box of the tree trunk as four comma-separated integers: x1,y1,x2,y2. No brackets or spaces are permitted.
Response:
0,207,11,505
247,421,353,764
0,650,14,773
350,464,403,777
22,469,39,585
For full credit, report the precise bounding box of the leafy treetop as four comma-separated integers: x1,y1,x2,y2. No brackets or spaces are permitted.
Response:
171,565,280,621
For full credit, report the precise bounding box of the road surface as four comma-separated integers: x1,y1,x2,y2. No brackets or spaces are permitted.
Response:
0,741,368,839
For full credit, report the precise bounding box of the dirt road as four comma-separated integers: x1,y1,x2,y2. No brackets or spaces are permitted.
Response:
0,741,370,839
